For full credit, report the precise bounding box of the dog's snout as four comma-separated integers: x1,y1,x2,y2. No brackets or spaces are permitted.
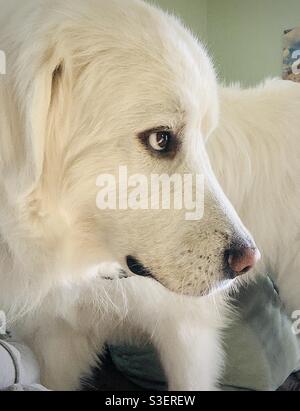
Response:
225,242,261,278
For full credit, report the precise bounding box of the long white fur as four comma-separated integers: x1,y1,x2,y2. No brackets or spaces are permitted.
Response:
0,0,298,391
209,79,300,315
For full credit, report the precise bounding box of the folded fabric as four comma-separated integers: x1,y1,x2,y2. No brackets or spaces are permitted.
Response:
109,275,300,391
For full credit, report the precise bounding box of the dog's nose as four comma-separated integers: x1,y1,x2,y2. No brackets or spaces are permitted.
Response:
226,245,261,277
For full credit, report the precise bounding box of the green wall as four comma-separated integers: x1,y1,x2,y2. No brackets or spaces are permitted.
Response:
152,0,300,86
207,0,300,86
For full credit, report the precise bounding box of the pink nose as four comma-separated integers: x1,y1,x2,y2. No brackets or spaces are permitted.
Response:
228,247,261,276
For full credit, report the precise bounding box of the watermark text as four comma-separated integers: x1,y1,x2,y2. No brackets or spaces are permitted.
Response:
96,166,205,221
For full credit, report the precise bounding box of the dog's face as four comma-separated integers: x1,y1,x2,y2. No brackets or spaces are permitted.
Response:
3,0,259,296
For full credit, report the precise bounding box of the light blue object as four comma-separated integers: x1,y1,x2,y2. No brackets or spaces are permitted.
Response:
110,276,300,391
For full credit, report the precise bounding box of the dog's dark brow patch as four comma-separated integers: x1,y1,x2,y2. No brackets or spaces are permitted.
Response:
137,126,181,159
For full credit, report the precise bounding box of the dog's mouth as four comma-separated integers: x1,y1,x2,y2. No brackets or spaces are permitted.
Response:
125,255,215,296
126,256,157,280
125,256,238,297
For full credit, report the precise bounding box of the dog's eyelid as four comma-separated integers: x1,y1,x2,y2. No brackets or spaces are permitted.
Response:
137,126,173,139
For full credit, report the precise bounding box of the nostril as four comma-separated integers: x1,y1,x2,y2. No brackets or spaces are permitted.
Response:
225,246,261,277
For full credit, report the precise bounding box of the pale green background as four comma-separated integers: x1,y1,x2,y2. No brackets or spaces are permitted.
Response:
151,0,300,86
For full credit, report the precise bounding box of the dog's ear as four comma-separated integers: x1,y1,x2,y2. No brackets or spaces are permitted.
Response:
4,41,72,195
22,52,71,192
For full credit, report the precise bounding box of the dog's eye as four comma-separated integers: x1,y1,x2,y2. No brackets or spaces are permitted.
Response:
138,127,179,159
148,131,171,152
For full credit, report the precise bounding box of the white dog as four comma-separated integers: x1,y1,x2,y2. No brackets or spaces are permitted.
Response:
0,0,298,391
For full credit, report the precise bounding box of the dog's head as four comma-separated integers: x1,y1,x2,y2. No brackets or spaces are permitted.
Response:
1,0,260,296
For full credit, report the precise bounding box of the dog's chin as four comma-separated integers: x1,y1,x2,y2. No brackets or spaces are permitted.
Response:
209,272,252,299
126,255,251,298
126,255,226,298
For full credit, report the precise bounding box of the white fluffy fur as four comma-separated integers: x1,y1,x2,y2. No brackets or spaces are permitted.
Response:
0,0,298,391
209,79,300,315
